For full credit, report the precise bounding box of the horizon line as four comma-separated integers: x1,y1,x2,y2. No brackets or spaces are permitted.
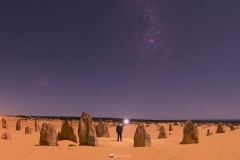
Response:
1,115,240,122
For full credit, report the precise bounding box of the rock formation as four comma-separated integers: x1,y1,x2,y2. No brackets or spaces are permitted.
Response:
173,122,179,126
180,121,199,144
134,123,151,147
158,126,167,138
228,123,235,131
39,123,58,146
16,119,21,131
35,120,41,132
2,118,7,129
78,112,98,146
206,129,213,136
169,124,173,131
57,120,77,143
95,120,110,137
1,132,11,140
25,126,32,134
216,123,225,133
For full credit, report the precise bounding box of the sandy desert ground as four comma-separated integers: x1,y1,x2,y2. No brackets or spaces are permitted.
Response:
0,116,240,160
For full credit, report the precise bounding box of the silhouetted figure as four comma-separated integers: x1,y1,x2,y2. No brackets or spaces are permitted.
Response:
116,123,124,141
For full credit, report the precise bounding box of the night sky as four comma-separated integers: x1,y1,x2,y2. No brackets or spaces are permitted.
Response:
1,0,240,119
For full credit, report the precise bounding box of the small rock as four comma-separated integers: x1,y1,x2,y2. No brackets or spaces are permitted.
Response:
1,132,11,140
206,129,213,136
158,126,167,138
169,124,173,131
2,118,7,129
16,119,21,131
25,126,32,134
35,120,41,132
216,123,225,133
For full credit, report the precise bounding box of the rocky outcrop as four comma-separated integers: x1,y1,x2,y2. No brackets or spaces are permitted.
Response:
25,126,32,134
180,121,199,144
206,129,213,136
78,112,98,146
16,120,21,131
39,123,58,146
35,120,41,132
169,124,173,131
173,122,179,126
134,123,151,147
57,120,77,143
228,123,235,131
158,126,167,138
216,123,225,133
95,120,110,137
2,118,7,129
1,132,11,140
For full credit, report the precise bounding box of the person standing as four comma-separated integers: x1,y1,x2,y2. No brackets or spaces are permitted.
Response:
116,122,124,141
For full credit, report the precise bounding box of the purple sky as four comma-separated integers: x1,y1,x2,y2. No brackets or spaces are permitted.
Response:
0,0,240,119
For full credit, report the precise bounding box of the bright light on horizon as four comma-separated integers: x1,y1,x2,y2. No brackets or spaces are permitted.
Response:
124,119,129,124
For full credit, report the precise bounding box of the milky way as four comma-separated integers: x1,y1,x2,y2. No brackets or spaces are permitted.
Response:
127,1,170,64
123,0,172,78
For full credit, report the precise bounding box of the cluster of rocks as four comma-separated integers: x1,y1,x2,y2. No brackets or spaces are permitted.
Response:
38,112,99,146
6,115,237,148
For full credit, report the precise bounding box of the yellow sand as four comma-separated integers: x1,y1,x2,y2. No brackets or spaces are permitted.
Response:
0,116,239,160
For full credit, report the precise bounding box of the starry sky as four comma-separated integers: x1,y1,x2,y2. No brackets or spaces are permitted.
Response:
0,0,240,119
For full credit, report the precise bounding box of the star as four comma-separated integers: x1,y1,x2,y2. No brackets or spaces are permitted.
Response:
149,38,155,43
